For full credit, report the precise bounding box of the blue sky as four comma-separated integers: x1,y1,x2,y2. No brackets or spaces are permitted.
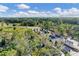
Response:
0,3,79,17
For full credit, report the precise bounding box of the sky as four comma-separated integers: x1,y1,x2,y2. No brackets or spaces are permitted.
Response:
0,3,79,17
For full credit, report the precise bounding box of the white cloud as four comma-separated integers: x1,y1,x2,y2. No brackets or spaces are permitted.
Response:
10,8,79,17
2,6,79,17
11,10,57,17
28,10,39,13
53,7,62,14
17,4,30,9
0,5,9,12
11,8,79,17
53,7,79,17
68,8,79,15
12,11,28,17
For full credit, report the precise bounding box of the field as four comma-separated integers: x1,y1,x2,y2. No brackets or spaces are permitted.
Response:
0,17,79,56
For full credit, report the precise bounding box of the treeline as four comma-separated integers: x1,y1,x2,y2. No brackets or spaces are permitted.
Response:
0,17,79,25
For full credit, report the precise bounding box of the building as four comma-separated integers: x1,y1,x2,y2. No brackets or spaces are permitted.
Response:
49,32,65,46
27,27,41,32
65,37,79,51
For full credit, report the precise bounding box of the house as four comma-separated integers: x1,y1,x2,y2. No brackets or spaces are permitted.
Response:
49,32,64,41
72,27,79,31
27,27,41,32
65,37,79,51
49,32,65,45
